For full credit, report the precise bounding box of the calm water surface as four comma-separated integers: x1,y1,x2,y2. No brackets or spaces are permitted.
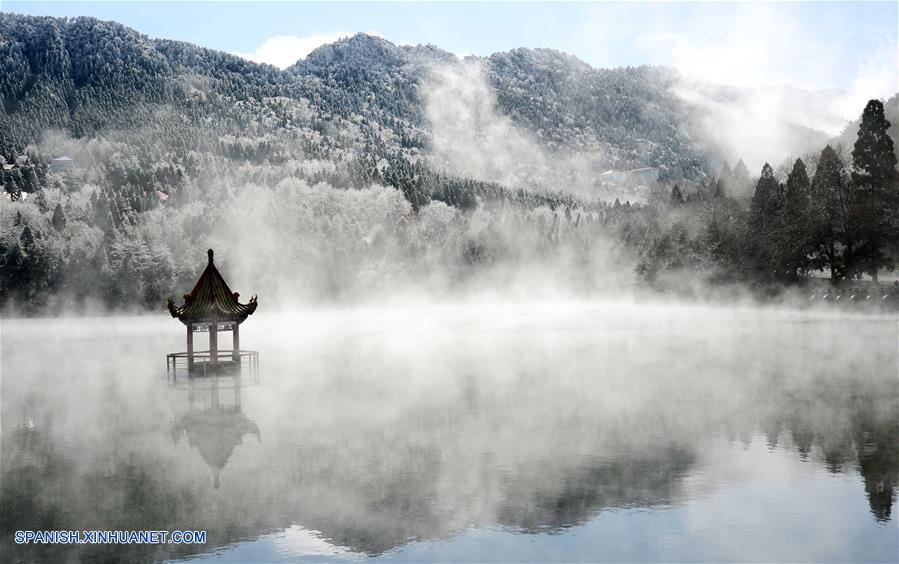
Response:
1,302,897,562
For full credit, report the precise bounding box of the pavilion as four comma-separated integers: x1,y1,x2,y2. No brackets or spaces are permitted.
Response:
167,249,258,372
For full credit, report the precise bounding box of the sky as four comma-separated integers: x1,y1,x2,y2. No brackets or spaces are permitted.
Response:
4,1,898,97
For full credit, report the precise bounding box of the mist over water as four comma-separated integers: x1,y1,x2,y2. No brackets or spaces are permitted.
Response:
2,303,896,562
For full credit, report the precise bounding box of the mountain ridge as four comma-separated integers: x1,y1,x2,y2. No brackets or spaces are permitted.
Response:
1,13,889,201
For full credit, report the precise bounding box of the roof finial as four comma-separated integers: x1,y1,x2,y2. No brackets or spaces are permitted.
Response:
208,248,214,264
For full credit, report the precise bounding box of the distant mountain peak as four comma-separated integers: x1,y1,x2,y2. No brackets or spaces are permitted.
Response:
299,33,406,68
291,32,456,73
502,47,592,71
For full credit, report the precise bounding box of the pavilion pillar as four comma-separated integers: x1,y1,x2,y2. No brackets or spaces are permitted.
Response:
187,324,194,371
210,322,218,366
232,324,240,363
211,371,219,409
233,372,242,411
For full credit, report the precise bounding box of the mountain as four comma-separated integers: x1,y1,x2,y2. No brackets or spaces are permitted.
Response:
2,13,892,313
0,15,714,194
2,13,868,203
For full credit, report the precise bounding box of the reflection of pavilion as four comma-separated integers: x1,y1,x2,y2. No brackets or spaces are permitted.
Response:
171,374,260,488
167,249,258,375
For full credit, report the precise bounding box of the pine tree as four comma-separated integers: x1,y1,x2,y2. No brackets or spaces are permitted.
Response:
749,163,782,231
52,203,67,231
4,171,20,201
19,225,34,248
718,162,733,196
720,161,733,180
732,159,751,197
670,184,684,207
746,163,784,281
0,242,26,302
781,159,811,280
713,177,726,199
3,172,13,198
809,146,848,280
33,190,49,213
851,99,899,283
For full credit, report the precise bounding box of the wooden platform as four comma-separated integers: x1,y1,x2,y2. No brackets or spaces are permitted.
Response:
167,350,259,380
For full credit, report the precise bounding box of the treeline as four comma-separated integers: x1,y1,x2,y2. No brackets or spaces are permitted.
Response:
0,129,624,312
1,149,48,197
1,99,896,313
626,99,898,291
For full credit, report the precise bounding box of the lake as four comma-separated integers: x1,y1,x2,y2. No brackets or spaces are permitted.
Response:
1,302,897,562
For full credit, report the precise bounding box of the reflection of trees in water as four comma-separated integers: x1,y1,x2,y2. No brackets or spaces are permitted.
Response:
260,440,698,555
0,377,263,562
1,416,73,534
852,414,899,522
0,417,187,562
2,362,897,560
751,370,899,523
778,415,898,522
497,447,696,532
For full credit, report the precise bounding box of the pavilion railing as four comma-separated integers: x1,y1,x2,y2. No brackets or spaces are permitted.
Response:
166,349,259,381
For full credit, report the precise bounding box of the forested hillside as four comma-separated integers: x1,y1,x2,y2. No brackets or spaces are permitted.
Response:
0,13,896,313
0,16,712,180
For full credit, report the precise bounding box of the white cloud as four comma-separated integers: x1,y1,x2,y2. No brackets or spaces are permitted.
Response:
839,39,899,119
568,3,899,113
234,32,354,69
616,3,898,168
630,3,897,115
634,4,838,91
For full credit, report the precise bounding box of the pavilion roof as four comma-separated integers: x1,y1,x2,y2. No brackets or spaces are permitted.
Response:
173,409,261,471
172,407,260,489
167,249,257,325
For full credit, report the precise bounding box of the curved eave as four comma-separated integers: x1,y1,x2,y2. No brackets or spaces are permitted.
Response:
168,298,258,326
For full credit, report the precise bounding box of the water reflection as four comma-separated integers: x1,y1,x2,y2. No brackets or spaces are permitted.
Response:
171,375,260,489
748,368,899,523
0,307,896,561
853,415,899,523
496,447,696,533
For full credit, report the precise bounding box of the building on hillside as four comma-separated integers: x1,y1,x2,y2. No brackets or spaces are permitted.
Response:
50,156,73,174
598,167,659,186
